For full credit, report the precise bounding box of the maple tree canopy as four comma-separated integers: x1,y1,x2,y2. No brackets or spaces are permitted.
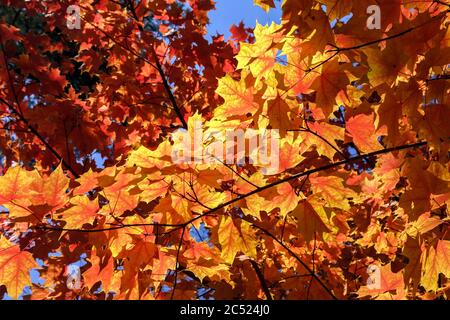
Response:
0,0,449,300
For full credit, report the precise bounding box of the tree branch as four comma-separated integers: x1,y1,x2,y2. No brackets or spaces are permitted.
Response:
289,126,347,160
0,35,79,178
149,45,188,129
35,140,427,234
328,10,448,54
249,259,273,300
183,141,427,227
33,141,427,301
127,1,188,129
170,226,186,300
433,0,450,8
78,9,188,128
426,74,450,82
250,222,337,300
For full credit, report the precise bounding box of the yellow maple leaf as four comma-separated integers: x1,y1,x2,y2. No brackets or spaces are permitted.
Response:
0,237,38,299
218,216,257,264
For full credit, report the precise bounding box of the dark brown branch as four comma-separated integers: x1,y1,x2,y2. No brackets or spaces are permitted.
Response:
251,222,337,300
127,1,188,129
183,141,427,227
249,259,273,300
149,46,188,129
433,0,450,8
36,140,427,234
307,10,449,75
327,10,448,54
289,127,347,160
0,35,79,178
426,74,450,82
328,28,414,53
210,154,259,188
196,288,215,299
170,227,186,300
78,11,187,128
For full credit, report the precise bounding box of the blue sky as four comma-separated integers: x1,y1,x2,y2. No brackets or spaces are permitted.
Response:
207,0,282,39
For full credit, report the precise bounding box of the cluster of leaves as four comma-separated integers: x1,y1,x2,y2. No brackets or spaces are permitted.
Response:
0,0,449,300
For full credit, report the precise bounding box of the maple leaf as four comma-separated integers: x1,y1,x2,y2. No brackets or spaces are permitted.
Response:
399,159,449,220
0,167,35,204
243,194,276,220
61,195,99,229
403,237,422,293
264,94,294,135
309,174,357,210
291,200,331,242
0,237,38,299
406,212,443,238
218,216,257,264
365,44,410,87
230,21,250,42
137,179,169,203
126,142,172,170
414,104,450,152
190,184,227,213
83,250,118,293
0,23,21,42
346,113,386,153
273,183,301,217
151,251,176,290
253,0,276,12
236,23,288,83
187,259,231,283
304,121,345,159
421,240,450,292
215,73,260,118
358,264,404,298
1,0,449,301
73,168,99,196
100,172,140,216
184,242,220,261
310,59,350,117
0,167,38,218
30,164,69,209
276,135,306,173
317,0,353,20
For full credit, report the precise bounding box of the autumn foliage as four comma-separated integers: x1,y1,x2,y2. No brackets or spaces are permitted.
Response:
0,0,449,300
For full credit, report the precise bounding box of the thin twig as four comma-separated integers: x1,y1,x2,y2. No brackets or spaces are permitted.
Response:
170,227,186,300
251,223,337,300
